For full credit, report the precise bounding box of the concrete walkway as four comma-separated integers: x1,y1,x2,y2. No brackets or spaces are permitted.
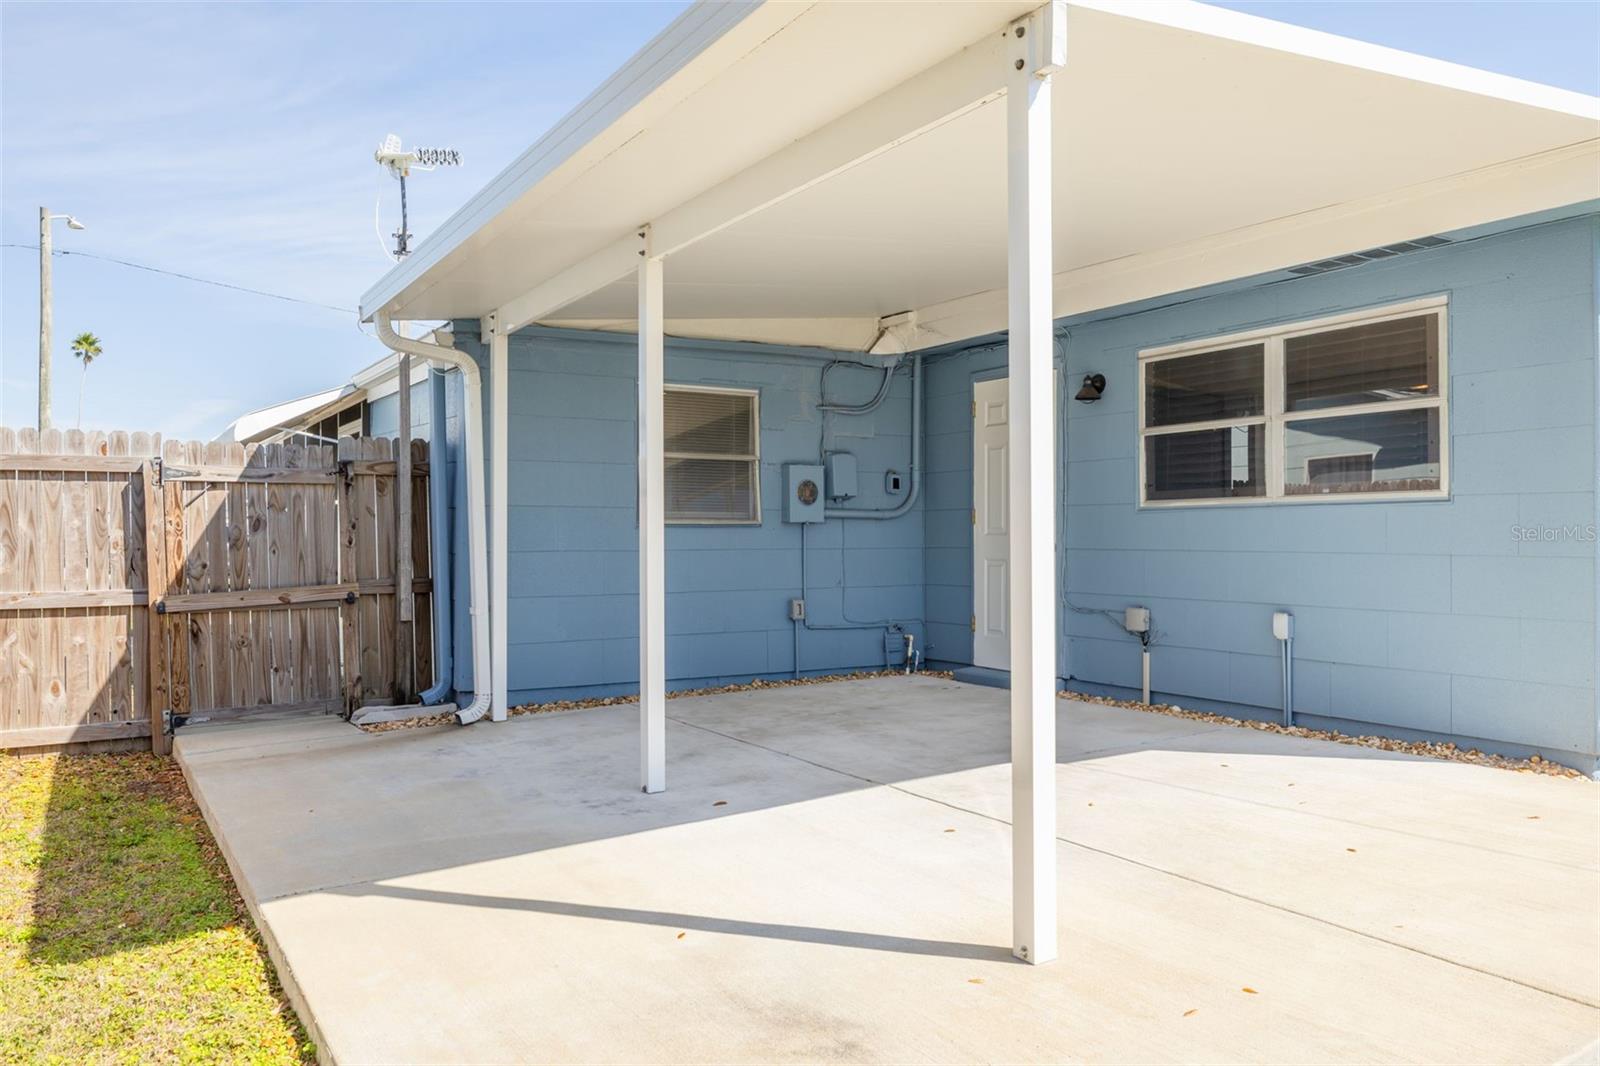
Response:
175,676,1600,1064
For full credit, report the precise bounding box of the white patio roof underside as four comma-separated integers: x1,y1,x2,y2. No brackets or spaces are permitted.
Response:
360,0,1600,352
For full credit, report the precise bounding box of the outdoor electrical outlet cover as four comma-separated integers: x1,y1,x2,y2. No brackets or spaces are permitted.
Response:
1273,611,1294,640
885,470,904,494
1124,606,1150,634
789,598,806,621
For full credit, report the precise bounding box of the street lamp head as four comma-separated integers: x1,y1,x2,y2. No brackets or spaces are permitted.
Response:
65,217,86,230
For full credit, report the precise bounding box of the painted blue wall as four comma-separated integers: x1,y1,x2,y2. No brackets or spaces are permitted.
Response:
429,212,1597,769
923,215,1599,763
366,379,433,440
446,328,926,702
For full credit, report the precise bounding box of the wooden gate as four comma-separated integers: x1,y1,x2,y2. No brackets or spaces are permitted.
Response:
0,429,433,754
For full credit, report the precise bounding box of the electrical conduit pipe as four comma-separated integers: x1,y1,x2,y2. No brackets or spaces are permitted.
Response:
823,352,922,520
375,312,493,725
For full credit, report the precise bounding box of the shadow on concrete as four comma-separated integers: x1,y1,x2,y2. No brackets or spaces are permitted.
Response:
332,881,1014,962
176,673,1477,914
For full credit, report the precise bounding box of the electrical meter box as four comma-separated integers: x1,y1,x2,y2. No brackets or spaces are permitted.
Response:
784,464,825,523
825,452,858,501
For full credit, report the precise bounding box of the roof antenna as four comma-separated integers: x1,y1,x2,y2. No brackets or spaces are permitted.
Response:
373,134,461,259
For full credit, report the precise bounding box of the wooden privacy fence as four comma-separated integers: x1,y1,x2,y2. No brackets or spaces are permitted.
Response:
0,428,433,754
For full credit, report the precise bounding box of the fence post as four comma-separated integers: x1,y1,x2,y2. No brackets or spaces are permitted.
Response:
338,437,361,715
141,458,171,755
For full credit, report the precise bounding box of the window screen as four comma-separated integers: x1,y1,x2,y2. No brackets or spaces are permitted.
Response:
1285,409,1440,495
1145,425,1265,501
664,387,760,523
1286,315,1438,411
1138,300,1446,505
1144,344,1264,427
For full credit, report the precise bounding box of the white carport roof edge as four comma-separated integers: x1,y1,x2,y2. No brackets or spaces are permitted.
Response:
358,0,1600,355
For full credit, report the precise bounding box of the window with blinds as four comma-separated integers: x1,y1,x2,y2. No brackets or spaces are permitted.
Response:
1138,298,1447,505
663,386,761,523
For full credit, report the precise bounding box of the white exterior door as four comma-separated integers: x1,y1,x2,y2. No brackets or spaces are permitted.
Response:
972,376,1010,670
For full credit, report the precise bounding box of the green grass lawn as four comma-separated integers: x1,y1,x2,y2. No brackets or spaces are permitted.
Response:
0,753,314,1065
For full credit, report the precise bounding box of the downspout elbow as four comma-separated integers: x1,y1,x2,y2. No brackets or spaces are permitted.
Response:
374,312,493,726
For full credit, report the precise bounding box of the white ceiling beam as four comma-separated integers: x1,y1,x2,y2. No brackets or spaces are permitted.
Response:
493,241,644,339
495,27,1011,335
899,139,1600,351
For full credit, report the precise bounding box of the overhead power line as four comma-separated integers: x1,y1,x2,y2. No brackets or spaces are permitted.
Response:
1,243,356,315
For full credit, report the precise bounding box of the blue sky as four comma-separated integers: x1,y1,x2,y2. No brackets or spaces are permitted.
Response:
3,1,1596,440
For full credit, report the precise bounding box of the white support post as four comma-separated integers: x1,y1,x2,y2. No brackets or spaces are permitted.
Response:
489,317,510,721
1006,2,1063,966
638,229,667,794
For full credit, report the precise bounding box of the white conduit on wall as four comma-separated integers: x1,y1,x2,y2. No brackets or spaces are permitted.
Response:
374,313,494,726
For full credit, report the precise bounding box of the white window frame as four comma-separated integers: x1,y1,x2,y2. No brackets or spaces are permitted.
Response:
1137,295,1449,508
663,383,762,525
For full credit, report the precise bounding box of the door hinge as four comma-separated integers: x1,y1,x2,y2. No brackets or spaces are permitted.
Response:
971,400,976,417
970,615,976,633
971,507,976,525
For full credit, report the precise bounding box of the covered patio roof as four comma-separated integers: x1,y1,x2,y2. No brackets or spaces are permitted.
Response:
360,0,1599,351
359,0,1600,968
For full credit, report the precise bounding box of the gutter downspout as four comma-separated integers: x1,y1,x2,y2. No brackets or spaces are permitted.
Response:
418,368,454,705
375,312,493,726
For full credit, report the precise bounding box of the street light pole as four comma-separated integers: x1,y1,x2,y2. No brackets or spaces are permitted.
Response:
38,207,51,430
37,208,86,431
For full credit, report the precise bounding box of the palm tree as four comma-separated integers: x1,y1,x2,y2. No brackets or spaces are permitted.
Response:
70,332,102,429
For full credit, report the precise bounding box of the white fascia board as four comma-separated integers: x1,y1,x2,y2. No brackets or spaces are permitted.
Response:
495,28,1011,334
1089,0,1598,119
359,1,797,321
910,139,1600,351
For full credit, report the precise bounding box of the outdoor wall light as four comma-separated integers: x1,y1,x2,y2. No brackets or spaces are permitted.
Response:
1075,373,1106,403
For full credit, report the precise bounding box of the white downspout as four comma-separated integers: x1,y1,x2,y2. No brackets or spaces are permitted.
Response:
375,311,494,726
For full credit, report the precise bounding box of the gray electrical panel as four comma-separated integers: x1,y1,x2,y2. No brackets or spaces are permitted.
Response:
825,452,858,501
784,464,825,523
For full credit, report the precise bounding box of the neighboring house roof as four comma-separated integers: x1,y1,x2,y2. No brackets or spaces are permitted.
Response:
213,386,354,444
213,351,433,443
359,0,1600,352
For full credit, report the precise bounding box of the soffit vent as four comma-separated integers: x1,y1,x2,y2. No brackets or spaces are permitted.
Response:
1286,234,1454,277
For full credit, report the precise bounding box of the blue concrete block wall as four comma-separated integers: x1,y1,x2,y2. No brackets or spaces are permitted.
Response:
425,211,1596,767
922,215,1599,761
447,328,926,702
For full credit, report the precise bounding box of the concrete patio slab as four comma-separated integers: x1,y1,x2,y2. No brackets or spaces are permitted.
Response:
175,675,1600,1064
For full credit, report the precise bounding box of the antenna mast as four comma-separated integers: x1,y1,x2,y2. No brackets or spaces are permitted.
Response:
374,135,462,259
